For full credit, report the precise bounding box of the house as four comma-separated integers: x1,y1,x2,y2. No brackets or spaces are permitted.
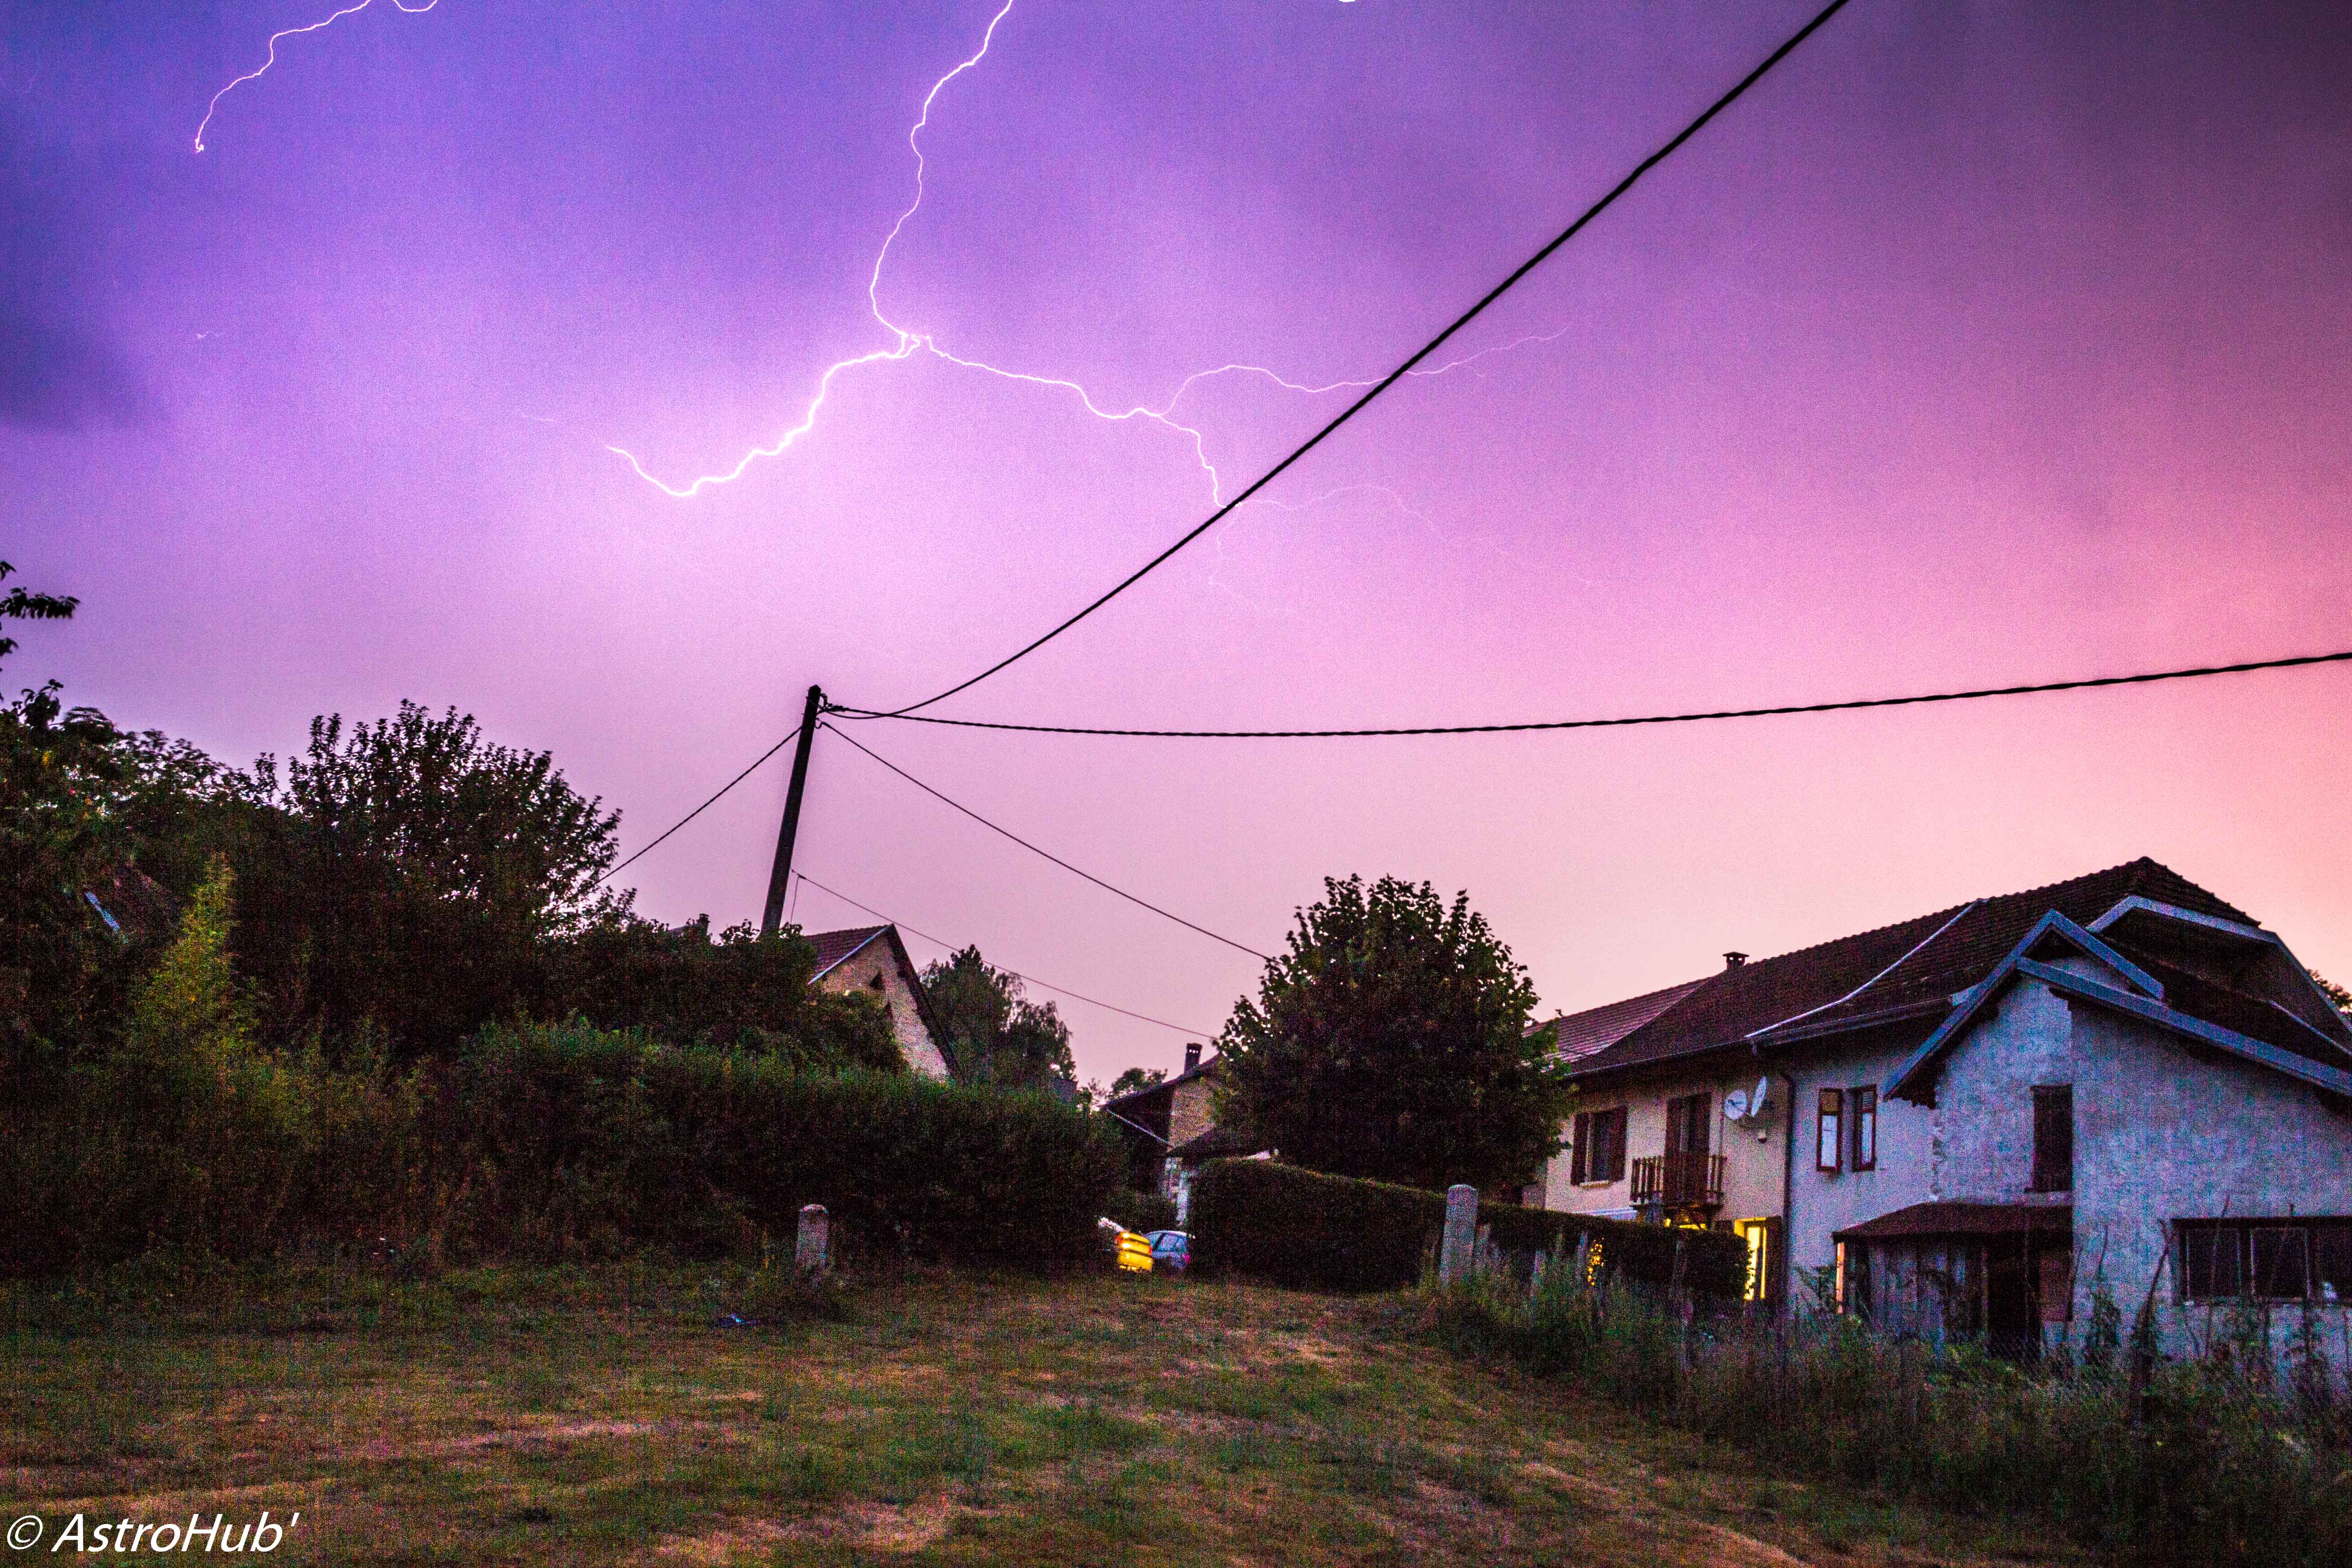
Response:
1100,1043,1258,1224
805,924,954,1080
1538,858,2352,1355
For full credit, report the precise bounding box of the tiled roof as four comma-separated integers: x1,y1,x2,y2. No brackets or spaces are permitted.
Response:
1539,980,1709,1062
805,924,890,978
1563,858,2254,1080
1836,1201,2072,1241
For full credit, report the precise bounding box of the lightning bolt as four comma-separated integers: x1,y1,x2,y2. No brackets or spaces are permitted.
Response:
196,0,440,154
606,0,1580,504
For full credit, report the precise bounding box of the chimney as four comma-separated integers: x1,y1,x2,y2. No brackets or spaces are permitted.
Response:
1183,1042,1203,1073
1723,951,1749,969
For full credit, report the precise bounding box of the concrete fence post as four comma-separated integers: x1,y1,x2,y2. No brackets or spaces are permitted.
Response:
794,1204,830,1281
1439,1184,1479,1284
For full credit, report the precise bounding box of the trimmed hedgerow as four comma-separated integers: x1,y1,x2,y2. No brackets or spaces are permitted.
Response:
446,1021,1127,1269
1189,1158,1745,1298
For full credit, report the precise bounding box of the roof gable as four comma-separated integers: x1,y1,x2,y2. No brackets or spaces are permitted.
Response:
1562,858,2251,1081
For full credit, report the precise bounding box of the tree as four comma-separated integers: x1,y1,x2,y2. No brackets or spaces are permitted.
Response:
0,559,77,675
234,702,625,1061
2314,970,2352,1018
552,912,902,1072
1214,874,1566,1192
1107,1066,1166,1098
919,945,1076,1090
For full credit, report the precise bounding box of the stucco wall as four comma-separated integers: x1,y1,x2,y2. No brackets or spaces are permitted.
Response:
817,944,952,1079
1874,969,2352,1349
1542,1070,1791,1226
1782,1036,1943,1309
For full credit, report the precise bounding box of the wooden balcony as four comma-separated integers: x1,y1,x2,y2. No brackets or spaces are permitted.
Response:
1631,1151,1725,1211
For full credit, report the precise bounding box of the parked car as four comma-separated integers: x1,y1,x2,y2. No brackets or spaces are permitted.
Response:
1145,1230,1191,1273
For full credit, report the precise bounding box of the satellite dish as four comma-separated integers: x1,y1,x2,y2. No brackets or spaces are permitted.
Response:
1724,1089,1750,1121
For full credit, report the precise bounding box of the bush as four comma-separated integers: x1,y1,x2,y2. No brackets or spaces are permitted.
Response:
3,1014,1126,1278
1101,1188,1179,1235
1189,1158,1746,1297
1424,1263,2352,1568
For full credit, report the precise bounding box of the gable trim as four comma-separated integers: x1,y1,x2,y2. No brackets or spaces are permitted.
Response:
1885,911,2163,1101
810,926,890,982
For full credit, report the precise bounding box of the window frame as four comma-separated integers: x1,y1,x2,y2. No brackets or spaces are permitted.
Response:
1569,1107,1627,1186
1850,1085,1877,1171
2030,1083,2073,1193
2178,1218,2352,1304
1816,1088,1843,1173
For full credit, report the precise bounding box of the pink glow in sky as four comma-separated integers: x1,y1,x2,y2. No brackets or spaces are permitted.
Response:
8,1,2352,1083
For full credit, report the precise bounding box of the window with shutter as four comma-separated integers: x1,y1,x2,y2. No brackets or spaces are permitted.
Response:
2031,1085,2073,1192
1816,1088,1843,1172
1851,1086,1877,1171
1569,1112,1590,1186
1602,1107,1627,1182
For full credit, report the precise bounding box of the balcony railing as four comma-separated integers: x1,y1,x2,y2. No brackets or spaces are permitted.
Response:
1631,1151,1725,1210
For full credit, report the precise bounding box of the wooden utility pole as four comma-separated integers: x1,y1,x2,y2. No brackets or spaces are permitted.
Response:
760,684,825,938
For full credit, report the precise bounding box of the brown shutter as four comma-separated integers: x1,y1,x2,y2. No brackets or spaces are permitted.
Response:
1570,1111,1589,1186
2031,1085,2073,1192
1606,1107,1627,1182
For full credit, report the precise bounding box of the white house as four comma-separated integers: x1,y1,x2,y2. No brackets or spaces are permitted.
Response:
1537,858,2352,1355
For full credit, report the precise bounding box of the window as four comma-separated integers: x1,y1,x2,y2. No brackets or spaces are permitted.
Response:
2179,1219,2352,1303
1665,1093,1711,1157
2030,1085,2073,1193
1851,1086,1877,1171
1569,1107,1627,1185
1737,1218,1776,1303
1817,1088,1843,1172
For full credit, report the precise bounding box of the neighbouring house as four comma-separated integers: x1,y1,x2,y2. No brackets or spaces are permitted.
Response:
805,924,954,1080
1101,1043,1259,1224
1537,858,2352,1357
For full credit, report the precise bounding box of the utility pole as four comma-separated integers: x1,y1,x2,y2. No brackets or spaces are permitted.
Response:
760,684,826,938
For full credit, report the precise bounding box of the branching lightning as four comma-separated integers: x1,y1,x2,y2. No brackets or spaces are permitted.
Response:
196,0,440,154
605,0,1578,504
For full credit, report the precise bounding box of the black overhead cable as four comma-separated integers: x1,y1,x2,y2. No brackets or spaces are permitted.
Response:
791,869,1215,1036
819,721,1270,959
828,648,2352,740
597,731,797,885
854,0,1856,720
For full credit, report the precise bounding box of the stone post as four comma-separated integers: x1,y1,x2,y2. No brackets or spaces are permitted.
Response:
1438,1184,1479,1284
794,1204,830,1281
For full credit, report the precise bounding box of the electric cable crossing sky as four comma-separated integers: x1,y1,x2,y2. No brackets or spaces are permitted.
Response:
194,0,440,154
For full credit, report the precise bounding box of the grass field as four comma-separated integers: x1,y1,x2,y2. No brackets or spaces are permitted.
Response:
0,1264,2074,1566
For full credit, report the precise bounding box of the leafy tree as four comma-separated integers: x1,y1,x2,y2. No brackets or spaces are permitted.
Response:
552,912,902,1071
2314,970,2352,1018
1214,874,1566,1192
1108,1065,1167,1098
0,559,76,673
234,702,625,1061
919,945,1076,1090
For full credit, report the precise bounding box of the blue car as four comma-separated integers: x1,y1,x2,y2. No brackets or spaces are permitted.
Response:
1145,1230,1191,1272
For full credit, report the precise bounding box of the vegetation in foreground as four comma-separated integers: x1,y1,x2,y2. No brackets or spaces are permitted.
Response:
1426,1258,2352,1568
0,1263,2072,1568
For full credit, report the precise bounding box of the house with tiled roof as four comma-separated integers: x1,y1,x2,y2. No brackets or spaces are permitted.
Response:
1539,858,2352,1356
804,925,953,1080
1100,1043,1266,1224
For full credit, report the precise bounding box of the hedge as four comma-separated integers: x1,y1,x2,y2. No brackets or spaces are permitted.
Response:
1189,1158,1747,1298
4,1019,1127,1276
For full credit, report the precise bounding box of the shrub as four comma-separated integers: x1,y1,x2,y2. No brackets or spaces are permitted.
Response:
1102,1188,1178,1235
1423,1260,2352,1568
1189,1157,1746,1296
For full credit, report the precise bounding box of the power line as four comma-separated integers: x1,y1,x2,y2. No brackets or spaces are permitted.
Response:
790,869,1217,1036
598,730,797,885
818,721,1269,958
856,0,1855,720
828,647,2352,740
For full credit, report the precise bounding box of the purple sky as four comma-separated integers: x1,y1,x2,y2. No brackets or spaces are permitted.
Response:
9,1,2352,1083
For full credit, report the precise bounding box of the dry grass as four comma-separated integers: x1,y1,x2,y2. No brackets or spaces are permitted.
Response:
0,1265,2076,1566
